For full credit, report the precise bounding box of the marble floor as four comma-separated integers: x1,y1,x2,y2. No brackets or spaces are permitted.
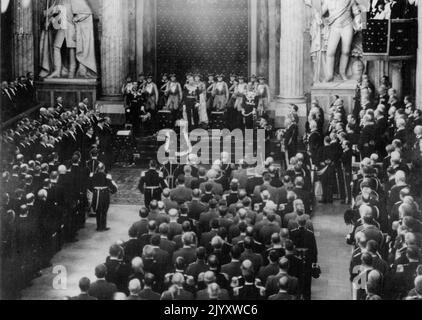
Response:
20,201,352,300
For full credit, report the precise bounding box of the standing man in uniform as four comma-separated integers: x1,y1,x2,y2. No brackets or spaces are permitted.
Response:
290,216,318,300
138,160,168,208
341,140,354,205
166,74,183,125
96,118,113,171
319,137,335,204
89,163,118,232
143,75,159,133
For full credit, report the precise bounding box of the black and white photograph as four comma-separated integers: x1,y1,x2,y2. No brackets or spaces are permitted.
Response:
1,0,422,305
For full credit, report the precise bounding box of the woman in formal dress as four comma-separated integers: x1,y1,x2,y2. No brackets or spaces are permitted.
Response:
226,74,239,130
233,76,248,129
158,73,169,109
206,74,216,112
165,74,183,126
256,76,270,117
194,74,209,129
212,74,229,111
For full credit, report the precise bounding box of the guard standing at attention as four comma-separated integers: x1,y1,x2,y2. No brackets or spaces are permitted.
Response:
89,163,118,232
138,160,168,208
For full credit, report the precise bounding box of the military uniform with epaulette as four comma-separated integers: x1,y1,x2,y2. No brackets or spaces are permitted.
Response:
89,172,118,231
233,281,266,300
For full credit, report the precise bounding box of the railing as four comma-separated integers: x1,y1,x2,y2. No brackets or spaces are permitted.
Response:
1,104,42,129
363,19,418,60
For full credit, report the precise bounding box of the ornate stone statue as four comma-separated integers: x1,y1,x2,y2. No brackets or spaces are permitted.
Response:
306,0,330,83
308,0,362,82
39,0,97,79
324,0,362,82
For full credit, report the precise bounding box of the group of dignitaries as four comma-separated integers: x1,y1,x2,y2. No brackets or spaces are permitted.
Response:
300,74,422,300
1,73,37,122
69,154,319,301
0,98,118,299
121,73,271,135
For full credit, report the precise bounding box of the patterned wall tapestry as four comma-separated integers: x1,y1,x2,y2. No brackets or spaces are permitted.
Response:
156,0,249,80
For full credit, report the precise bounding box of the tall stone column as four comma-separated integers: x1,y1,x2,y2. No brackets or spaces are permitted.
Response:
257,0,269,79
249,0,258,76
277,0,306,127
13,0,34,77
268,0,280,97
101,0,129,97
416,2,422,108
391,61,403,100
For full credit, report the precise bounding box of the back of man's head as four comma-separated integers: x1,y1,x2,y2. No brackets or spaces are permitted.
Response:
175,257,186,271
278,276,289,292
144,273,155,287
128,279,141,295
278,257,290,271
414,276,422,295
268,250,279,263
159,223,169,235
109,244,122,258
197,247,207,260
139,206,149,218
182,232,193,246
366,240,378,254
204,271,216,285
208,254,220,270
361,252,373,267
151,234,161,246
192,189,201,198
79,277,91,293
95,264,107,279
148,220,157,232
244,236,253,250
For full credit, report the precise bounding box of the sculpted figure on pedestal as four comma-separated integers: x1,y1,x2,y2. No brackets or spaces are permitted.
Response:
40,0,97,79
307,0,365,83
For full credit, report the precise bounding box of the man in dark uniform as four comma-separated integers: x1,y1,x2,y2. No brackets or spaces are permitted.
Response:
341,140,354,205
290,216,318,300
233,272,266,300
15,204,39,288
89,163,118,232
359,115,377,160
138,160,168,208
284,118,299,161
319,137,335,204
69,154,89,230
86,148,102,177
48,171,66,252
96,119,113,172
307,121,322,166
81,126,96,163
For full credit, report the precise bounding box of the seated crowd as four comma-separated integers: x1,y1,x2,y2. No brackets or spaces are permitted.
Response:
0,99,114,299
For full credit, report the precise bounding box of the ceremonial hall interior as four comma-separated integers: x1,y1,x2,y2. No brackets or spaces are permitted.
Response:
1,0,422,301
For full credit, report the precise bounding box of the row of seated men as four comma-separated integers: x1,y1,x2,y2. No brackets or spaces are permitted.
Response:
0,103,115,299
1,73,37,122
67,155,319,300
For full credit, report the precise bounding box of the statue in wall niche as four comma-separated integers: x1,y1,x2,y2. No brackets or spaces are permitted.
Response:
39,0,97,79
306,0,367,83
